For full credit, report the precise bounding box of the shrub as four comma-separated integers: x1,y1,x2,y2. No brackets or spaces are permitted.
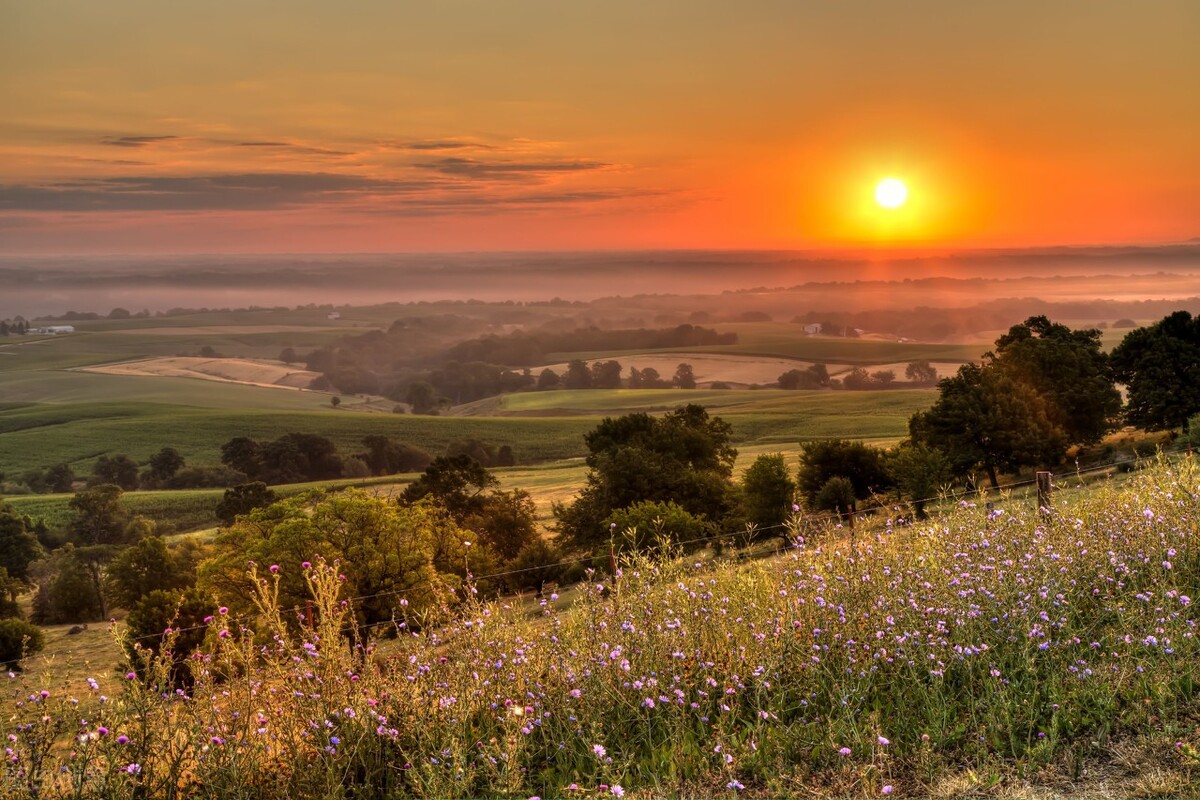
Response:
0,618,44,668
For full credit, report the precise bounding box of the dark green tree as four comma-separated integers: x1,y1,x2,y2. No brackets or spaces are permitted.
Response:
555,405,736,550
740,453,796,531
884,443,952,519
30,546,105,624
215,482,278,525
814,476,857,520
45,463,76,493
90,454,140,490
590,360,623,389
401,454,499,518
122,588,214,685
536,368,560,390
405,381,438,413
905,360,939,386
0,619,44,669
672,363,697,389
991,316,1120,444
797,439,891,511
563,359,592,389
360,435,431,475
1110,311,1200,432
147,447,185,483
220,436,262,478
0,503,44,583
69,484,135,546
909,363,1066,488
105,535,193,610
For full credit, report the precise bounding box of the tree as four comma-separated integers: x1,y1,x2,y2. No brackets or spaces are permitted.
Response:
360,435,431,475
563,359,593,389
401,454,499,518
606,500,715,555
905,360,938,386
884,443,951,519
44,463,75,493
90,454,140,490
673,363,697,389
405,381,438,414
814,477,857,520
1110,311,1200,432
590,360,623,389
536,368,560,390
777,369,805,390
496,445,516,467
331,396,341,408
221,437,262,478
871,370,896,386
740,453,796,531
991,316,1119,444
215,482,278,525
796,440,891,512
30,546,105,624
555,405,736,550
105,535,193,611
122,588,214,685
909,363,1066,488
279,347,299,364
69,484,135,546
0,503,44,584
842,368,873,390
0,619,44,669
147,447,185,483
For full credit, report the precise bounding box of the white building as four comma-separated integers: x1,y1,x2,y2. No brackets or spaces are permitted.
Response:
30,325,75,334
803,323,822,335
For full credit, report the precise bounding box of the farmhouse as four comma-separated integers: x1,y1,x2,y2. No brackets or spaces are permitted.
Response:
29,325,75,335
803,322,822,335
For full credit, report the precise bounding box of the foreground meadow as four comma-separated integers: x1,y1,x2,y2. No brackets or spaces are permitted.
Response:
5,459,1200,798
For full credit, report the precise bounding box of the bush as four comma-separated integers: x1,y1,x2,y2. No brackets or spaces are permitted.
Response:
0,618,45,668
605,500,715,554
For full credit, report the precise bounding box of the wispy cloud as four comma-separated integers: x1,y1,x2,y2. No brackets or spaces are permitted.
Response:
100,135,179,148
415,157,610,179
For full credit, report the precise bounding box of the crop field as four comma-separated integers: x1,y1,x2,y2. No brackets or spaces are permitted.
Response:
6,460,1199,798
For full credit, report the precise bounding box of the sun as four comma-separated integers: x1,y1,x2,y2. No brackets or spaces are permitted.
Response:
874,177,908,209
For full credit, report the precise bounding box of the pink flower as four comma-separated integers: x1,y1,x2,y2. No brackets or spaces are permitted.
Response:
882,786,893,795
269,564,280,573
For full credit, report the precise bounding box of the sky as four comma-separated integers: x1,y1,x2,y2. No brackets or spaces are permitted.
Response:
1,1,1198,255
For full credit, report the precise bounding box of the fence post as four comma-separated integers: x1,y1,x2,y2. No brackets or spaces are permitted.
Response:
1036,471,1053,514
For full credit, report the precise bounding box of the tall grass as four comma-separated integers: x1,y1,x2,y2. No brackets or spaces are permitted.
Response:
5,459,1200,798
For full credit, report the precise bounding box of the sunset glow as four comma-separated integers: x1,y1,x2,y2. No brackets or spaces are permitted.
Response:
875,179,908,209
0,3,1197,255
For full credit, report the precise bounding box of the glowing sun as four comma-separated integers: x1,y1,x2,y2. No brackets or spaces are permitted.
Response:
874,177,908,209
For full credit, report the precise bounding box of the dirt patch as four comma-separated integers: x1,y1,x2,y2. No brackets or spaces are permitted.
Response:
81,356,323,391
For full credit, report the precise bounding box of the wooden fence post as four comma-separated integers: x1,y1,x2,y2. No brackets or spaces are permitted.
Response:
1036,471,1053,514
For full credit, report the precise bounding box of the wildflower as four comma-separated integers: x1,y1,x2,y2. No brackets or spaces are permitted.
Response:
302,561,312,569
218,606,229,615
117,735,129,745
877,736,890,746
593,744,606,758
269,564,280,573
125,763,141,775
882,786,894,795
727,780,745,790
611,786,625,798
838,747,852,756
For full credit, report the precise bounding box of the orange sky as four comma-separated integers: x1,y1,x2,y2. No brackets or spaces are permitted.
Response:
1,1,1197,254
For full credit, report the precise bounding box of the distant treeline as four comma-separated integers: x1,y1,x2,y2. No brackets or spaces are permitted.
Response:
304,323,736,401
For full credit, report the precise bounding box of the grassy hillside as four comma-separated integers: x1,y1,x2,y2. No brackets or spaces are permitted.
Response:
7,460,1199,798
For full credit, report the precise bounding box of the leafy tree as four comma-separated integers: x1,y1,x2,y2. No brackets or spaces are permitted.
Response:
147,447,185,484
199,491,477,626
0,619,44,669
606,500,716,555
30,546,105,624
905,360,938,386
814,476,857,520
590,360,623,389
90,454,140,490
991,316,1119,444
797,439,891,512
884,443,952,518
122,588,214,685
496,445,516,467
740,453,796,531
215,482,278,525
279,347,299,364
360,435,431,476
673,363,697,389
505,539,563,594
401,454,499,518
871,370,896,386
0,503,44,583
405,381,438,414
842,368,873,390
446,438,496,467
69,484,135,546
221,436,262,478
105,535,194,611
0,568,23,618
563,359,592,389
909,363,1066,488
555,405,736,550
536,368,560,390
1110,311,1200,432
45,463,76,493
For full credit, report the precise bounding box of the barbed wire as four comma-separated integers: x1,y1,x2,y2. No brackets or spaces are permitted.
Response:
17,444,1193,667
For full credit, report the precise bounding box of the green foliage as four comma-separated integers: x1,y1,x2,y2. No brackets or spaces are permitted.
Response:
89,454,140,490
505,538,564,594
0,502,44,582
221,432,344,484
199,490,475,626
69,484,135,546
796,439,890,509
555,405,736,551
739,453,796,531
105,535,195,611
778,363,830,389
905,359,938,385
813,475,857,517
672,363,696,389
910,363,1066,488
360,435,431,475
30,545,104,624
884,442,952,518
401,454,498,514
215,482,278,525
991,316,1119,444
123,587,214,685
605,500,715,554
147,446,185,483
1110,310,1200,432
0,618,44,668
